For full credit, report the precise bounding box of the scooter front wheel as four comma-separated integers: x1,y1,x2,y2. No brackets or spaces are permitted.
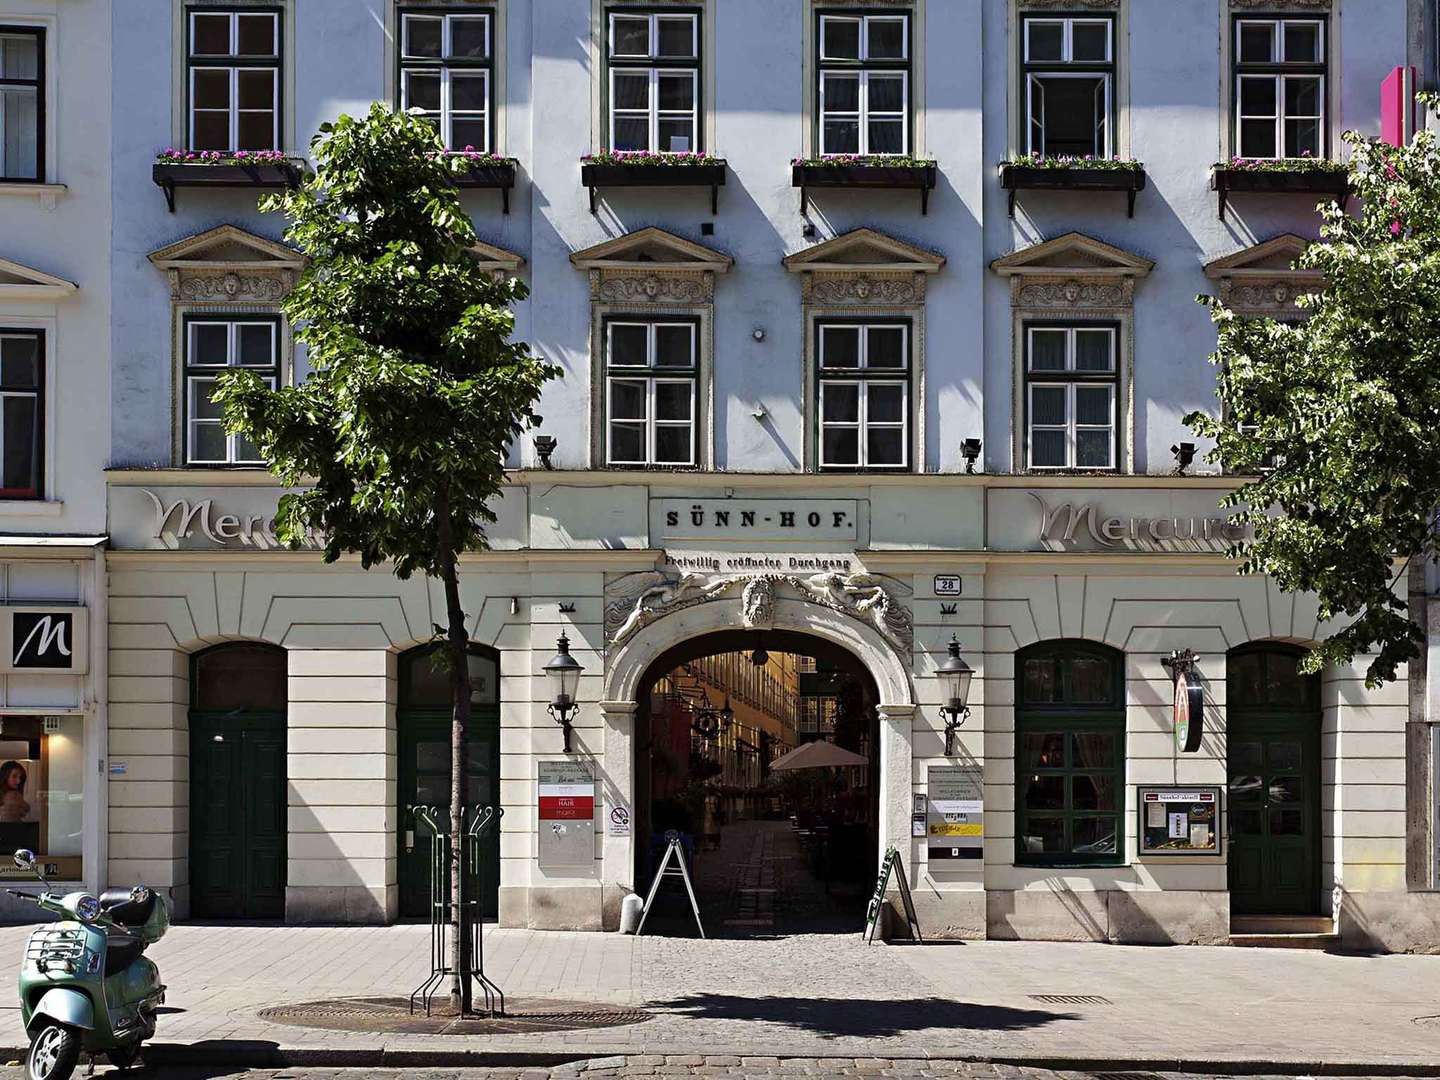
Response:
26,1022,80,1080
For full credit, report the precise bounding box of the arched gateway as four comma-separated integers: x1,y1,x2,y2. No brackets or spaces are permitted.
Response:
596,569,917,926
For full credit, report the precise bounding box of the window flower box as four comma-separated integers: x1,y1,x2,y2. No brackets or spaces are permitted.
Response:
579,152,727,215
443,152,519,214
152,150,303,213
1210,158,1349,220
999,157,1147,219
790,157,939,215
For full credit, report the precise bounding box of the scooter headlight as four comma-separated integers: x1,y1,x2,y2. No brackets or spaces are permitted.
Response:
71,894,100,923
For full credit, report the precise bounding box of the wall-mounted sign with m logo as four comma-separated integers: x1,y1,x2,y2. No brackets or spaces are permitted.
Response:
13,612,73,669
0,608,88,675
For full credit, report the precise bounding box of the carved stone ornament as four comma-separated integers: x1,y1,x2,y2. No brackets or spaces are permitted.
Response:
169,268,293,303
1013,275,1134,310
590,269,714,305
1230,0,1329,8
802,272,922,307
604,569,915,656
1216,277,1316,316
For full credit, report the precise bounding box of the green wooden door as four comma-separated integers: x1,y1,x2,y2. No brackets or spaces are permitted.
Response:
189,711,287,919
1227,712,1321,915
397,708,501,920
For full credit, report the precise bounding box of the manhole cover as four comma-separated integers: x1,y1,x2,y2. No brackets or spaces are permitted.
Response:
258,996,652,1036
1028,994,1114,1006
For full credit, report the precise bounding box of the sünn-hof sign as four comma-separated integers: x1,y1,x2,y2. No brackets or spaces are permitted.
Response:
658,499,858,541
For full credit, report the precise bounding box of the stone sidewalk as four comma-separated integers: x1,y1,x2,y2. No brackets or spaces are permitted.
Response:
0,923,1437,1072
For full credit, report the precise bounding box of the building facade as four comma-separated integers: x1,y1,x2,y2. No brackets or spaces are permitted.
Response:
0,0,111,917
94,0,1440,950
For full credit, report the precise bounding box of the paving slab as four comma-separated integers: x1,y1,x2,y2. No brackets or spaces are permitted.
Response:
0,924,1435,1072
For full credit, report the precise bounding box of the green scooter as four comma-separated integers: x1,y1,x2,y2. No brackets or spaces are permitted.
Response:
8,849,168,1080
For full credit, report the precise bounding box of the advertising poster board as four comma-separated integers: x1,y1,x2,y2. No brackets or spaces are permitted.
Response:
927,764,983,863
538,760,595,869
1137,786,1221,856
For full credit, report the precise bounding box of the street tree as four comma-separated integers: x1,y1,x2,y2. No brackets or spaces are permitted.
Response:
214,103,558,1012
1187,110,1440,687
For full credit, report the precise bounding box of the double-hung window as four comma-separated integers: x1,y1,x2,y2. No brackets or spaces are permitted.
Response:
0,331,42,498
1234,16,1325,159
0,27,43,181
1025,324,1117,471
606,9,699,152
398,8,492,152
184,317,278,466
605,318,697,467
187,8,280,152
817,12,909,155
1022,15,1114,157
817,321,909,471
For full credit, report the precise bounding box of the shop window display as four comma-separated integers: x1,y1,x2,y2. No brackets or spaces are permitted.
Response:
0,715,83,879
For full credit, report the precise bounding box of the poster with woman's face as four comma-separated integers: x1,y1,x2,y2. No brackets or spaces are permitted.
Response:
0,747,39,825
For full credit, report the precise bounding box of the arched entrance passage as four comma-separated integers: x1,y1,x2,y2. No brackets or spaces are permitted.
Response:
1226,643,1323,916
634,628,883,935
396,643,501,920
189,642,287,919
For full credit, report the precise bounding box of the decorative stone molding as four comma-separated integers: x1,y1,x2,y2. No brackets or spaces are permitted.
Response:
604,569,915,655
0,257,78,302
148,223,305,306
1204,234,1323,318
802,272,923,307
591,270,715,304
1013,277,1134,310
1230,0,1328,7
1022,0,1119,7
991,231,1152,311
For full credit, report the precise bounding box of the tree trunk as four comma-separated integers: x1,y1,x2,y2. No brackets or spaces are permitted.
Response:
436,489,472,1015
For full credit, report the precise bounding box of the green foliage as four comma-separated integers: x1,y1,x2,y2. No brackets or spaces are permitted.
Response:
214,103,559,578
1186,104,1440,685
1216,155,1347,173
1003,155,1144,171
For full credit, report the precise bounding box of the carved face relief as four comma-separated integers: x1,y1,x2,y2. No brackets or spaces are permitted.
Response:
643,274,660,298
1063,280,1081,303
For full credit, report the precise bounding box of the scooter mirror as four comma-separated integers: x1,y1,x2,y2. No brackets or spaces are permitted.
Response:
12,849,33,871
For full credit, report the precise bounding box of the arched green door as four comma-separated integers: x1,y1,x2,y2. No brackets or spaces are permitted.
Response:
397,644,501,920
189,643,288,920
1227,645,1322,916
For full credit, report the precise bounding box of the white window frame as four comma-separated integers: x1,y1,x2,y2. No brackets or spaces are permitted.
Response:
184,319,279,466
1024,325,1117,472
1025,71,1111,158
0,26,43,183
1232,18,1327,161
186,10,280,152
398,11,492,153
817,13,909,157
603,319,698,468
608,66,697,154
1023,17,1112,64
816,322,910,471
606,11,699,153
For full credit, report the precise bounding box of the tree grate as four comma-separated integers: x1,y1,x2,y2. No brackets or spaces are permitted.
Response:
1027,993,1115,1006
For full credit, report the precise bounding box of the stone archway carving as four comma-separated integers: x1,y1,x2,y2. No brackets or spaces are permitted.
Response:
601,568,916,707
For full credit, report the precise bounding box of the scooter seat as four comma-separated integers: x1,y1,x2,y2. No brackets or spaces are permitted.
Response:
98,889,156,928
105,936,145,976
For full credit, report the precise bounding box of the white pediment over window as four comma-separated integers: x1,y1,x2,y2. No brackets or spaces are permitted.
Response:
470,239,526,278
782,228,946,275
991,231,1153,310
572,228,730,305
148,224,304,303
0,257,78,302
784,228,942,307
570,227,733,273
1204,234,1322,317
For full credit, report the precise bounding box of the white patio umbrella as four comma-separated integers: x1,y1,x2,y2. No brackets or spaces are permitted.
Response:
769,740,869,771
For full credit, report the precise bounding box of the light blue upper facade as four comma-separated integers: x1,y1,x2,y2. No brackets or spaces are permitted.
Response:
108,0,1417,477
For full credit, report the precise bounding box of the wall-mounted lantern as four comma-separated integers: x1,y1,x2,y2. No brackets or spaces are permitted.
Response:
544,632,584,752
936,635,974,756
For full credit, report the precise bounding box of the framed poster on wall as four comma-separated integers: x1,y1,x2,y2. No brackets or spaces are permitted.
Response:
1136,786,1221,857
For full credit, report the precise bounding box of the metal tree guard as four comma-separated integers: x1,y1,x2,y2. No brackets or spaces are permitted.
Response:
409,803,505,1017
